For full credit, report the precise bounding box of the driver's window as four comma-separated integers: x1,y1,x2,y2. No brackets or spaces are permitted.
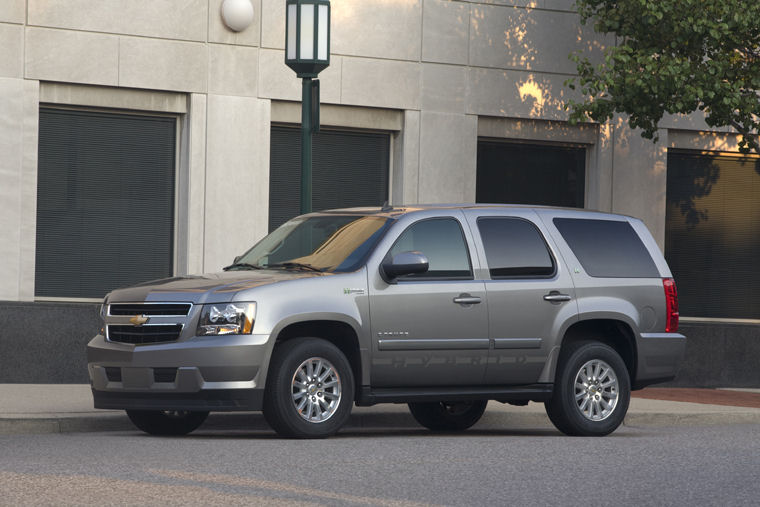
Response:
388,218,472,280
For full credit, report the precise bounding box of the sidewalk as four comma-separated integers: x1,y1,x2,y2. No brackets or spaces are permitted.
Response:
1,385,759,435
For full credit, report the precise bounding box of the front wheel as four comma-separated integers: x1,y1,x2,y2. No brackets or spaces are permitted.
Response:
126,410,209,436
263,337,355,438
408,400,487,432
545,341,630,436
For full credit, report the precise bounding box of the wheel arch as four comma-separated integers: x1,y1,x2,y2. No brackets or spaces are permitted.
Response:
268,318,363,401
555,318,638,385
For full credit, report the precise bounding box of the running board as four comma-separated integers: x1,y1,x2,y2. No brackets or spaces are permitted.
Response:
356,384,553,406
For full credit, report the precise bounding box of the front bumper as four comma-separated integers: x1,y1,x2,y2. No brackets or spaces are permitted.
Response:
92,387,264,411
87,332,272,412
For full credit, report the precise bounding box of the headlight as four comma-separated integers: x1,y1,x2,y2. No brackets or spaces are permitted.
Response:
197,302,256,336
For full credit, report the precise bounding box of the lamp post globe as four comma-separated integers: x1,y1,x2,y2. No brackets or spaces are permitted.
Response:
285,0,331,78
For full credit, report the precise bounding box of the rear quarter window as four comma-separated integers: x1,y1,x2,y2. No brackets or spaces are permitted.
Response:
553,218,659,278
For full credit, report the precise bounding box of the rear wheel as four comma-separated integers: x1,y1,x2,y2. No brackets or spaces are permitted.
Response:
263,337,354,438
126,410,208,436
408,400,487,432
545,341,630,436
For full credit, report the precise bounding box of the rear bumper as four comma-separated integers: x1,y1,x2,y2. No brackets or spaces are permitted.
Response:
634,332,687,389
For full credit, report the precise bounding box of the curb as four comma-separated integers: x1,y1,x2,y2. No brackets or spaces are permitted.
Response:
2,409,760,436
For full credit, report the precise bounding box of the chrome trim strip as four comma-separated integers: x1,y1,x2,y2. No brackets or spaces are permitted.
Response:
493,338,543,349
377,338,490,351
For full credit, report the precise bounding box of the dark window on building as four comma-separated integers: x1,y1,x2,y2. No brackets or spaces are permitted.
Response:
389,218,472,280
36,108,176,299
666,151,760,319
269,127,390,231
477,217,555,278
553,218,659,278
476,141,585,207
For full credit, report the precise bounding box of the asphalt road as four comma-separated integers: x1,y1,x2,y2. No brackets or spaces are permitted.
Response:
1,424,758,506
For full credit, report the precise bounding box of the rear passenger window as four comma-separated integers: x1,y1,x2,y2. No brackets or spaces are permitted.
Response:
553,218,659,278
389,218,472,279
477,218,555,278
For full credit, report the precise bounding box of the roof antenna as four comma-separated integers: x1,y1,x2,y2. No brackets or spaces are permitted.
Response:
381,201,393,212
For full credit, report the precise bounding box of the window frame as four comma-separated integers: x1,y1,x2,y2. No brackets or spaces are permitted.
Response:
34,105,181,303
476,216,557,280
665,149,760,320
475,138,588,209
268,124,393,233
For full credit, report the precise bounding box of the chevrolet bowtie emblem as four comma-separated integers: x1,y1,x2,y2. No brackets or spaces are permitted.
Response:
130,315,149,326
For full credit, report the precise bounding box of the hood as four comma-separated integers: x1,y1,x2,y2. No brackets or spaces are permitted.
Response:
105,270,326,304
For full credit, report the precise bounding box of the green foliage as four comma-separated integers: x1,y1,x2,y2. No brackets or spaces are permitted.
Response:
566,0,760,153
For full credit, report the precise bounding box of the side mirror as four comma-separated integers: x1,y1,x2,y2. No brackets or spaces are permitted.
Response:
381,251,429,282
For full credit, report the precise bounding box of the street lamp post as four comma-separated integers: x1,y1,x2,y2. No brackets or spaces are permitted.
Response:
285,0,331,215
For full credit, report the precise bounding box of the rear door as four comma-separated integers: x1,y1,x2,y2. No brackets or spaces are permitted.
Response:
463,209,578,384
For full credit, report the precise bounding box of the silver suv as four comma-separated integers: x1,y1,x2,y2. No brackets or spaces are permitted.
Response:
87,204,686,438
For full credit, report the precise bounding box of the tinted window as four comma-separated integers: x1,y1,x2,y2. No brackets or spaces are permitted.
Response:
554,218,658,278
666,151,760,318
476,141,585,208
269,127,389,231
36,108,175,298
389,218,472,279
478,218,554,278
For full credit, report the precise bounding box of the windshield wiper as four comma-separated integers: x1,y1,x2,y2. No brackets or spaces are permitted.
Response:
266,262,325,272
223,262,264,271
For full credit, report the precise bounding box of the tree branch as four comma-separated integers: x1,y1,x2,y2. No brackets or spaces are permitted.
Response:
730,120,760,153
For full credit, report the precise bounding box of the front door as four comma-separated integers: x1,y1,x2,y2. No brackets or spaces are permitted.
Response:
368,216,489,387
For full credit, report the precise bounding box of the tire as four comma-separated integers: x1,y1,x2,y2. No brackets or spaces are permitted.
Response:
545,341,630,436
126,410,209,436
408,400,488,432
263,337,355,438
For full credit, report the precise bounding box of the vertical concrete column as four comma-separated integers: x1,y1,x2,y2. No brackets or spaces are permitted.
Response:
391,110,420,205
586,121,614,212
183,93,207,275
0,78,38,301
611,118,669,250
418,112,477,203
203,95,271,272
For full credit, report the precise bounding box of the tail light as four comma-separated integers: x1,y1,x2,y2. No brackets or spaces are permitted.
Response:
663,278,679,333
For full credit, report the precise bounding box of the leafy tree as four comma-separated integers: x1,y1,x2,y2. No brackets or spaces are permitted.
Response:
566,0,760,154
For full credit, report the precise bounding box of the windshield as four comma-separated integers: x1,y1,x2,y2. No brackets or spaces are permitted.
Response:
230,215,393,273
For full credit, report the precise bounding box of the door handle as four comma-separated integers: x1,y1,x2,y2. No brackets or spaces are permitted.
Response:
453,294,481,305
543,292,571,302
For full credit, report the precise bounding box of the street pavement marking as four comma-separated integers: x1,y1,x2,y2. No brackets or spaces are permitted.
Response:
0,471,315,506
150,469,437,507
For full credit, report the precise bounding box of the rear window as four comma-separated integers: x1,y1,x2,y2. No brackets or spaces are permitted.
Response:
553,218,659,278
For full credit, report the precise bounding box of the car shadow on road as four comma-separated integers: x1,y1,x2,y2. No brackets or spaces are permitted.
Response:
103,425,647,440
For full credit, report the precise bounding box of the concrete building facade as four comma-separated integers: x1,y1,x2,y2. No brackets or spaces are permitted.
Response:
0,0,757,385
